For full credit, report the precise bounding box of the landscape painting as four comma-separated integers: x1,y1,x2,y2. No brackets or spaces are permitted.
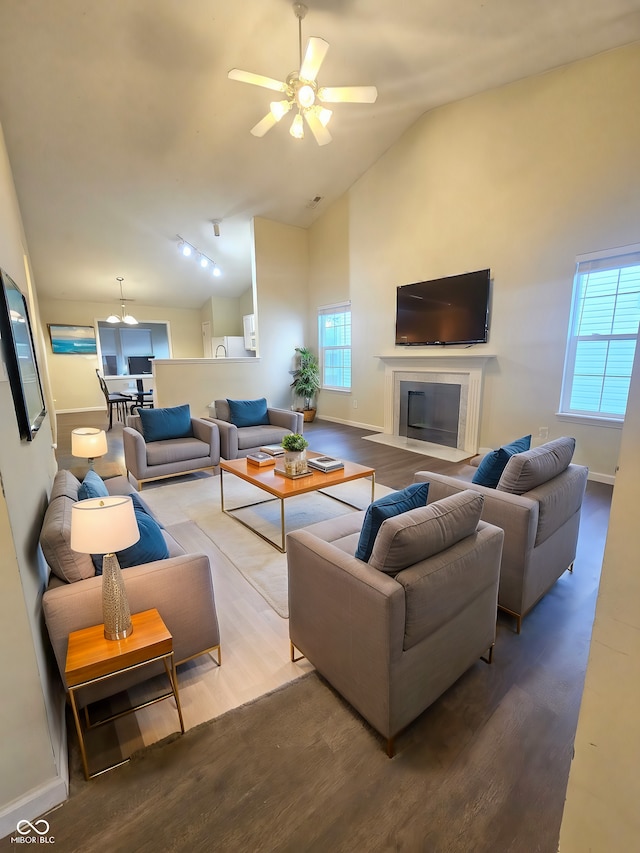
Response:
48,323,97,354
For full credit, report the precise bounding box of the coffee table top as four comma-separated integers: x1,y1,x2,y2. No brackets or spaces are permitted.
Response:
219,451,374,499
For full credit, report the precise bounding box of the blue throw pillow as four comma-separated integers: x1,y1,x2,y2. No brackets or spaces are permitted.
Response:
92,506,169,574
129,491,164,529
78,470,109,500
138,404,193,442
355,482,430,562
472,435,532,488
227,397,269,428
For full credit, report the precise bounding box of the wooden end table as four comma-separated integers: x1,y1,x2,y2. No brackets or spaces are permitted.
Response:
65,608,185,780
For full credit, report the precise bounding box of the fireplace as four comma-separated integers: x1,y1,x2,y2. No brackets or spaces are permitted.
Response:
371,353,495,460
399,381,462,448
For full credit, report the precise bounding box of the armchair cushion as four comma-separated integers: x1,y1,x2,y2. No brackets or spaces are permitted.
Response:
471,435,531,488
92,506,169,574
227,397,269,427
139,404,193,442
355,482,429,562
77,469,110,500
368,490,484,574
497,436,575,495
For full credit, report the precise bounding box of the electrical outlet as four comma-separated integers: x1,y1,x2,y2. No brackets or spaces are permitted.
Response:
353,399,358,409
539,426,549,440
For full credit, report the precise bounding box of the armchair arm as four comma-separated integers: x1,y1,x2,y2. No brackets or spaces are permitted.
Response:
287,529,405,736
191,417,220,462
123,425,148,481
204,417,238,459
268,407,303,433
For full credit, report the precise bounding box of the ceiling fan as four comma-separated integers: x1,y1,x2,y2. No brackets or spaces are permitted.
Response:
228,2,377,146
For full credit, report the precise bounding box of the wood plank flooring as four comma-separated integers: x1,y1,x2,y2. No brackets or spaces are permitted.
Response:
54,412,613,849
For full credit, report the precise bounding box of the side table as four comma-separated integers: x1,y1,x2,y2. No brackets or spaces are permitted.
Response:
65,608,185,780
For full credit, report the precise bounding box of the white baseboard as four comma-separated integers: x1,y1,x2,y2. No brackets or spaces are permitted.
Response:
0,775,68,841
587,471,615,486
54,406,104,415
314,415,382,432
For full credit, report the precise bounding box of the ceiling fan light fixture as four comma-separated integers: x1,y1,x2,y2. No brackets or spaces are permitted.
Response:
108,277,137,325
270,100,291,121
296,83,316,109
316,105,332,127
290,112,304,139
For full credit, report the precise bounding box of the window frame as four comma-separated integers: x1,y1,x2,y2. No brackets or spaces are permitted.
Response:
317,301,352,392
559,244,640,424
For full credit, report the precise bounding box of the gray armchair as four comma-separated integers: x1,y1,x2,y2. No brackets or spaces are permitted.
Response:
286,490,504,756
414,436,588,632
124,412,220,489
207,399,303,459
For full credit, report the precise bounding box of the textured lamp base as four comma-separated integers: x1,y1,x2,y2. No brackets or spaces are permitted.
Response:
102,552,133,640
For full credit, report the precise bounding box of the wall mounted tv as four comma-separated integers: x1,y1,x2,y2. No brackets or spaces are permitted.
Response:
395,268,491,346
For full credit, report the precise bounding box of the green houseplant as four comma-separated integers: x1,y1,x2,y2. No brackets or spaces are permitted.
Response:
280,432,309,476
290,346,320,422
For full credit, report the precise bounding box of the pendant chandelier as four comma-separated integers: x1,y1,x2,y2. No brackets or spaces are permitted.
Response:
106,277,138,325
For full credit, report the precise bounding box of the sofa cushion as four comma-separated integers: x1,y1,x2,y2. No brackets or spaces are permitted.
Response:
77,470,110,500
237,425,292,450
93,506,169,574
471,435,531,488
227,397,270,428
355,482,429,562
369,490,484,573
145,437,211,466
497,436,576,495
139,405,193,442
40,473,96,584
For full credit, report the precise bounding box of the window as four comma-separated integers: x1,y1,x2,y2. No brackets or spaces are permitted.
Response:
560,245,640,421
97,321,170,376
318,302,351,391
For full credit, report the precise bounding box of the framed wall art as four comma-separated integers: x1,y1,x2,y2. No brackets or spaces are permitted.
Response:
48,323,97,354
0,269,47,441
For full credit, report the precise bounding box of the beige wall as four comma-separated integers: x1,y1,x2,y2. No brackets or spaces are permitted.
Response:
559,312,640,849
38,299,204,412
154,217,308,415
0,124,66,835
308,44,640,479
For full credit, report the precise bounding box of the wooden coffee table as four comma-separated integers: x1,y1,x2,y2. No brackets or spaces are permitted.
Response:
219,451,375,552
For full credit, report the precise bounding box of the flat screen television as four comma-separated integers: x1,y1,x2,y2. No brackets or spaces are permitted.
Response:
395,268,490,346
127,355,154,375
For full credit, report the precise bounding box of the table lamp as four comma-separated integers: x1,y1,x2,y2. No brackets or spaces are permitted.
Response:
71,496,140,640
71,427,108,470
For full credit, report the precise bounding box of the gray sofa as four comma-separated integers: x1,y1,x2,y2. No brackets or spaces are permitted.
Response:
207,399,303,459
414,436,588,632
41,470,221,709
124,412,220,489
287,490,504,755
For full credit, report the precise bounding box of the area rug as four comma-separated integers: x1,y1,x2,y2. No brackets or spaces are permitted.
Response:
24,670,566,853
140,475,391,618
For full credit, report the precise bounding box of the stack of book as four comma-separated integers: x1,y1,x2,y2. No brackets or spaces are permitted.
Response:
246,451,276,467
307,456,344,472
259,444,285,457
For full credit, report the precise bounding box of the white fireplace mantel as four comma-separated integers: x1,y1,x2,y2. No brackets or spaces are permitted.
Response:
374,352,496,456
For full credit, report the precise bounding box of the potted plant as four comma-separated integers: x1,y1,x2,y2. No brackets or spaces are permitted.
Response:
281,432,309,476
290,347,320,423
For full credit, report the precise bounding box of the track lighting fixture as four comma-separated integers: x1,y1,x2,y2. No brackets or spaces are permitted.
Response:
177,236,221,277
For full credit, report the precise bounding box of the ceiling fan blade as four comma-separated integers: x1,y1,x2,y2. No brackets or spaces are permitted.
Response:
304,109,332,146
318,85,378,103
299,37,329,82
228,68,287,93
250,112,278,138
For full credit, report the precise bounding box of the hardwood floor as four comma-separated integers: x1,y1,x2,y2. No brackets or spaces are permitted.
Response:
54,412,612,849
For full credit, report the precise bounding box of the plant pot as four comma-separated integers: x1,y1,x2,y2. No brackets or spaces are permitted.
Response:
283,449,308,476
297,408,316,423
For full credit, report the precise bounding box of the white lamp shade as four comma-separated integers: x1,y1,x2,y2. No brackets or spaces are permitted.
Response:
71,427,108,459
71,496,140,554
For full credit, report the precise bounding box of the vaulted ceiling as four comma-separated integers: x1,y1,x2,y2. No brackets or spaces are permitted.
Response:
1,0,639,310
